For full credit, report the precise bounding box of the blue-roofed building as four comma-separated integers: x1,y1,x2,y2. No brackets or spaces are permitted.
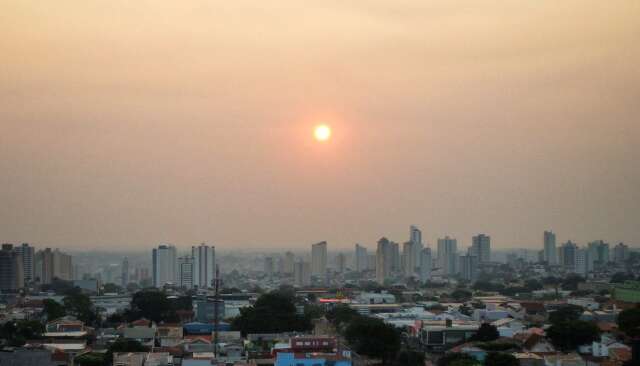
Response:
275,352,352,366
183,322,230,335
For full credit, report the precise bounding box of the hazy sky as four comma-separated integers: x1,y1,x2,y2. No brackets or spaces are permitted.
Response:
1,1,639,251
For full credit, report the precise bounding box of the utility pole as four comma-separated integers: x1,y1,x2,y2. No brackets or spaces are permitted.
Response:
212,265,222,358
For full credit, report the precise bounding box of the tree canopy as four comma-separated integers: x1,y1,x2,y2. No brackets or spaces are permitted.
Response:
546,319,600,351
63,288,99,326
437,353,480,366
548,305,583,325
230,290,312,336
42,299,66,321
617,307,640,337
344,316,400,364
104,339,149,366
470,323,500,342
484,352,519,366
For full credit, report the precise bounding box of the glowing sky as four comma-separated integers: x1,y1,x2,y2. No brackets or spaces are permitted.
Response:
1,1,639,250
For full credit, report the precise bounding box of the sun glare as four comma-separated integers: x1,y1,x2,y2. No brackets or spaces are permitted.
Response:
314,124,331,142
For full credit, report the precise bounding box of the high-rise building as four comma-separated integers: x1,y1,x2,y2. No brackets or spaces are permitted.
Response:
15,243,34,284
276,257,285,274
410,225,422,247
390,241,400,272
336,253,346,273
543,231,557,265
311,241,327,276
559,241,578,270
34,248,53,284
0,244,24,291
614,243,630,263
402,241,417,277
52,249,73,281
575,248,589,276
376,237,393,284
284,251,295,274
410,226,424,273
437,237,458,275
587,240,610,271
178,255,194,288
192,243,215,288
121,257,129,287
294,260,311,287
355,244,368,272
264,257,274,277
152,244,177,288
419,248,432,283
470,234,491,263
459,255,479,282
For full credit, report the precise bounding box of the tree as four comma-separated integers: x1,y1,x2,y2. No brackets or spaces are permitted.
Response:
485,352,518,366
230,290,311,336
395,350,425,366
344,317,400,364
547,320,600,351
611,272,635,284
561,274,584,291
127,290,173,323
42,299,66,321
548,305,583,325
437,353,480,366
450,289,472,302
617,307,640,337
104,339,149,366
325,305,360,330
524,279,543,292
102,283,122,294
63,288,99,326
0,320,44,346
470,323,499,342
74,352,105,366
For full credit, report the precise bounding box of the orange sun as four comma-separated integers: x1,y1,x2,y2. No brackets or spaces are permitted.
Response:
314,124,331,142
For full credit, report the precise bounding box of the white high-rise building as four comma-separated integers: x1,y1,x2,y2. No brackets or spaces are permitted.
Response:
402,241,415,277
311,241,327,276
470,234,491,263
15,243,34,284
294,260,311,287
192,243,215,288
152,244,177,287
355,244,368,272
575,248,589,276
437,237,458,275
544,231,557,265
459,254,479,282
419,248,432,283
178,255,194,288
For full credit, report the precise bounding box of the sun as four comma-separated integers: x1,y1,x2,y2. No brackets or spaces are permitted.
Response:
314,124,331,142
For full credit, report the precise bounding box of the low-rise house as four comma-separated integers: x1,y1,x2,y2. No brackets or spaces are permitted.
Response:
0,347,57,366
156,325,183,347
123,327,156,347
145,352,174,366
113,352,147,366
491,318,524,338
513,352,544,366
521,333,556,353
